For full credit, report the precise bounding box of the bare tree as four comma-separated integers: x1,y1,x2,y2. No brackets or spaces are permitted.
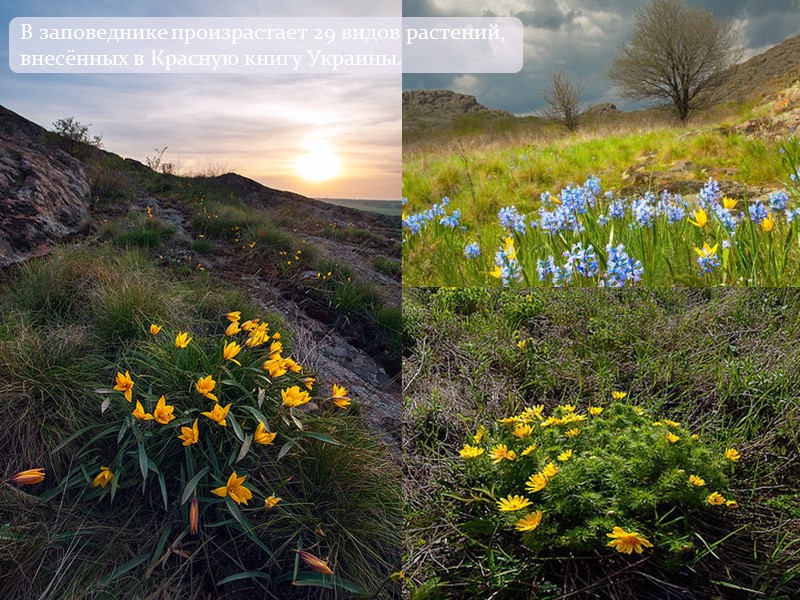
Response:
607,0,740,122
540,70,585,131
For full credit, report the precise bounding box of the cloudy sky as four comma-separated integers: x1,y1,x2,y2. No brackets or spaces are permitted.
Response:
1,1,400,200
403,0,800,114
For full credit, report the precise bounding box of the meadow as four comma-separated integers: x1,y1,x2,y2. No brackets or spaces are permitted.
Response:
402,107,800,287
403,287,800,599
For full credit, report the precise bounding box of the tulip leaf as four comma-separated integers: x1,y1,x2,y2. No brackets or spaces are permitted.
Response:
97,552,149,587
218,572,274,585
149,525,172,568
157,470,168,510
117,419,129,444
181,466,211,505
274,572,364,594
138,440,148,481
236,434,253,464
51,424,113,455
290,411,304,431
101,398,111,414
229,413,245,442
302,432,342,446
277,441,294,460
243,405,269,427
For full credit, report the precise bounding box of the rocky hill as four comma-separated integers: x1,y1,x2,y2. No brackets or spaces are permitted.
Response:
0,104,401,445
402,89,511,120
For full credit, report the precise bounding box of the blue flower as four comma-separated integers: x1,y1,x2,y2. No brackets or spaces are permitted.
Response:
698,179,721,208
464,242,481,258
608,199,626,220
498,206,527,234
601,244,643,287
632,194,657,228
748,201,768,225
440,209,461,228
769,191,789,212
563,243,599,278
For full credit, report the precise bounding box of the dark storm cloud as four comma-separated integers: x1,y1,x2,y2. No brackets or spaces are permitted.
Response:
403,0,800,114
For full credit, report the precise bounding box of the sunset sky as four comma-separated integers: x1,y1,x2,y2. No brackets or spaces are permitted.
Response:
1,1,400,200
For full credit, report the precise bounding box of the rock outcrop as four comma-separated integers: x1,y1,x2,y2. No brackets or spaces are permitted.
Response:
402,89,512,120
0,106,91,267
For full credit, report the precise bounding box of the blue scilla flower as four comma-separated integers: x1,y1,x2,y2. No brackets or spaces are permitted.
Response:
748,201,769,225
608,199,626,220
597,215,610,226
787,208,800,223
537,256,556,281
601,244,643,288
440,209,461,228
498,206,527,234
563,243,599,278
698,179,721,208
769,191,789,211
632,196,657,228
695,243,721,275
464,242,481,259
401,197,408,206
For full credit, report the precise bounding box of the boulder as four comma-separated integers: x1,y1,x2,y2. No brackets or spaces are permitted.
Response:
0,105,91,267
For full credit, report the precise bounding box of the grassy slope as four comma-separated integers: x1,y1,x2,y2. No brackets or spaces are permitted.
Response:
404,288,800,599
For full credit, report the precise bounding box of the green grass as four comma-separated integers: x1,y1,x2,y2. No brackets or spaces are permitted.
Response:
373,256,401,277
404,288,800,599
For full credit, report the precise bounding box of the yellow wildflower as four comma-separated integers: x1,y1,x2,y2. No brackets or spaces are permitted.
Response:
211,471,253,505
497,494,531,512
225,311,241,322
331,384,351,408
688,474,706,487
297,550,334,575
542,463,559,478
588,406,604,416
264,495,282,510
149,324,162,335
557,449,573,462
472,425,486,443
178,419,200,446
611,391,627,400
694,242,719,260
559,404,577,413
283,357,302,372
565,428,580,438
722,196,738,210
666,432,680,443
114,371,135,402
263,357,288,378
725,499,739,509
707,492,725,505
10,468,45,485
301,377,315,390
662,419,680,427
195,375,219,402
762,213,775,232
254,422,277,445
223,341,242,365
513,423,533,438
689,208,708,228
225,321,241,336
153,396,176,425
516,510,543,532
489,444,516,463
460,444,484,459
517,339,527,349
607,527,654,554
175,332,192,349
521,443,538,456
281,385,311,408
725,448,740,462
241,319,259,332
92,466,114,488
502,237,517,261
132,400,153,421
202,402,232,427
525,473,548,493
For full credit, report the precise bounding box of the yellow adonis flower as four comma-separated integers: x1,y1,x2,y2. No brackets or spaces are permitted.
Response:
92,466,114,488
762,213,775,232
557,449,573,462
516,510,543,532
588,406,604,416
496,494,532,512
459,444,484,459
688,475,706,487
241,319,259,332
559,404,577,413
331,384,351,408
283,357,302,373
264,495,282,510
175,332,192,349
513,423,534,438
472,425,486,443
517,339,527,349
666,432,680,443
263,357,288,378
254,422,277,445
114,371,135,402
525,473,549,493
225,311,241,323
565,428,580,438
725,448,741,462
489,444,516,463
202,403,232,427
149,324,162,335
722,196,738,210
521,443,538,456
301,377,315,391
689,208,708,228
725,499,739,508
607,526,654,554
542,463,559,478
10,468,45,485
611,391,627,400
178,419,200,446
211,471,253,505
225,321,241,336
195,375,219,402
282,385,311,408
153,396,176,425
707,492,726,505
132,400,153,421
222,341,242,366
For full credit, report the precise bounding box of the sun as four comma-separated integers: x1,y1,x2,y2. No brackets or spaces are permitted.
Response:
294,142,341,182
